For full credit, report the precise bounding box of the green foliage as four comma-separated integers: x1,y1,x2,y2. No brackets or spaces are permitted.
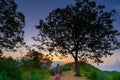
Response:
60,62,112,80
104,71,119,78
0,53,52,80
0,71,11,80
60,63,72,72
87,71,100,80
0,57,51,80
112,73,120,80
22,49,52,69
0,57,21,80
21,69,50,80
49,69,55,76
79,62,112,80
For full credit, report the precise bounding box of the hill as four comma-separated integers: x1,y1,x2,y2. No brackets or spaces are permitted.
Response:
104,71,120,80
104,71,119,77
50,61,120,80
60,62,113,80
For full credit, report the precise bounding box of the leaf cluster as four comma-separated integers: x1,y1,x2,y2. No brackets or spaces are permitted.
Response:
35,0,120,63
0,0,25,51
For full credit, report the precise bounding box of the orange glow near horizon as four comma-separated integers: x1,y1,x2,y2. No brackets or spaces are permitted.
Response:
3,52,74,63
52,56,74,63
3,52,120,65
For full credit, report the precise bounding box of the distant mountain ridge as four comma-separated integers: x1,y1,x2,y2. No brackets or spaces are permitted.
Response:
51,61,66,68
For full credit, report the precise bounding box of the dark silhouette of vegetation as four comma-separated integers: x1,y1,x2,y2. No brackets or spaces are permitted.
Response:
22,49,52,69
20,49,52,80
0,49,3,56
0,0,25,52
34,0,120,76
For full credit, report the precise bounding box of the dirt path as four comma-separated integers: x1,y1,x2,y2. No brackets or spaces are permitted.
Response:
50,70,87,80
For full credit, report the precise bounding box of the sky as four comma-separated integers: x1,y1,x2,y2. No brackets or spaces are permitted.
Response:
10,0,120,71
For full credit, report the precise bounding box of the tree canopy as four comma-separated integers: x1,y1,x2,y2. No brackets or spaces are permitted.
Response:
22,49,52,69
0,0,25,51
34,0,120,76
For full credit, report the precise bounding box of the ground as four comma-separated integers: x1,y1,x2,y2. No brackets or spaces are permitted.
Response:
50,70,87,80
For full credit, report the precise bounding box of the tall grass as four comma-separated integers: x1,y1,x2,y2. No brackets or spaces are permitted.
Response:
79,62,112,80
21,69,50,80
112,73,120,80
0,57,51,80
0,57,21,80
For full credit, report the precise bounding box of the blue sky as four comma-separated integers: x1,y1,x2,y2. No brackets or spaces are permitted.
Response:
15,0,120,44
14,0,120,71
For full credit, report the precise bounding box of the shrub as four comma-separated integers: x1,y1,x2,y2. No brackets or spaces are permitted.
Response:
0,71,11,80
0,57,21,80
60,63,72,72
22,69,50,80
112,73,120,80
88,71,100,80
49,68,55,75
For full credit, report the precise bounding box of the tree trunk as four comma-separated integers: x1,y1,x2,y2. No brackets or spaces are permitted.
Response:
74,57,80,76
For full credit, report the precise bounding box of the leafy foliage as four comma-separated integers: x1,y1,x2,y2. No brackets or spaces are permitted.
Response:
0,56,51,80
21,69,50,80
0,0,25,51
112,73,120,80
0,57,21,80
60,62,112,80
22,49,52,69
79,62,112,80
34,0,120,76
105,71,120,80
60,63,72,72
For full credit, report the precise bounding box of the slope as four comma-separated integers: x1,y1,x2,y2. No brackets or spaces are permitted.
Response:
50,62,112,80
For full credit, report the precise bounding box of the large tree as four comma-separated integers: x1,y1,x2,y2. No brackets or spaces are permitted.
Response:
34,0,120,76
0,0,25,52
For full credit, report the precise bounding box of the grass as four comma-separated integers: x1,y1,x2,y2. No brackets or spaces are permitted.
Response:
104,71,120,80
60,62,113,80
1,57,119,80
79,62,112,80
21,69,50,80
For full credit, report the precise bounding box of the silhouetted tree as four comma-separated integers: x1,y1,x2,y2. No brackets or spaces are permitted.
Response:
23,49,52,69
0,49,3,56
34,0,120,76
0,0,25,52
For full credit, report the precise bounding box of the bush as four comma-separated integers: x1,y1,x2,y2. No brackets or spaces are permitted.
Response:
0,57,21,80
22,69,50,80
87,71,100,80
61,63,72,72
0,71,11,80
112,73,120,80
49,68,55,75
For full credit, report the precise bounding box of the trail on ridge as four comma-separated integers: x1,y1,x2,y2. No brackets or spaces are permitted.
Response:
50,70,87,80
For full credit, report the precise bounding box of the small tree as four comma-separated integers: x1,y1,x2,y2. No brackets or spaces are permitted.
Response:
34,0,120,76
0,0,25,52
23,49,52,69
